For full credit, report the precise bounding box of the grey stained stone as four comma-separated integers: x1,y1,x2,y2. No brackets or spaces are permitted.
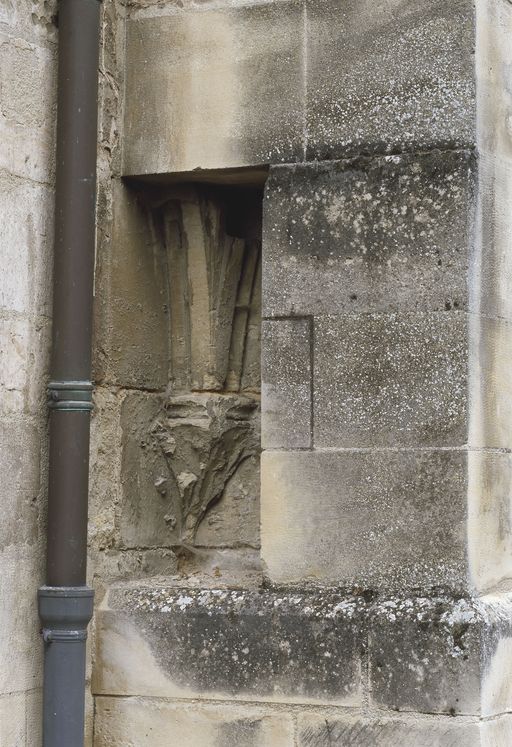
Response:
123,2,304,176
306,0,476,159
95,586,364,706
95,586,512,724
261,449,468,590
313,312,468,448
261,318,312,449
369,594,512,717
263,152,475,318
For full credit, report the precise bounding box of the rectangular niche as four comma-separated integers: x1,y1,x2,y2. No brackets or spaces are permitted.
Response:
119,183,262,563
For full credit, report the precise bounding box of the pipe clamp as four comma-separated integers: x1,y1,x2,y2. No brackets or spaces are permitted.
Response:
47,381,93,411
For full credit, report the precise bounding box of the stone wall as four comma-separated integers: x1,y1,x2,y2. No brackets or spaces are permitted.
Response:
90,0,512,744
0,0,507,743
0,1,56,744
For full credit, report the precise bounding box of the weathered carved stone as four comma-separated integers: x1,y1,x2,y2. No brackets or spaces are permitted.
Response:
149,394,260,542
118,185,263,552
152,185,261,394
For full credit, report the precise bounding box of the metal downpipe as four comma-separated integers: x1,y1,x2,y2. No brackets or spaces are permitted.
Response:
38,0,101,744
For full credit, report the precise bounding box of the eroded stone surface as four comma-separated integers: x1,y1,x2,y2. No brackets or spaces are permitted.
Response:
120,392,260,549
195,453,261,549
153,185,262,393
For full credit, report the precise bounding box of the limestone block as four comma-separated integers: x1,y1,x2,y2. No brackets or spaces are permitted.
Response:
261,449,468,589
94,181,169,389
477,0,512,163
480,715,512,747
306,0,476,159
469,315,512,451
474,2,512,323
0,34,55,183
468,451,512,594
94,586,363,706
0,317,32,414
120,392,260,548
89,387,122,554
0,544,43,694
297,712,481,747
0,174,53,317
123,2,304,176
369,594,512,717
25,689,42,747
262,318,312,449
314,313,467,448
119,391,172,548
0,416,40,550
0,315,51,416
263,153,475,317
475,153,512,320
0,36,53,128
0,693,26,746
94,698,294,747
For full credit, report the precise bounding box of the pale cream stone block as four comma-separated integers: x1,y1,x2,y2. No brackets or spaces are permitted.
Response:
261,449,468,589
0,35,55,184
0,544,43,695
123,2,304,176
0,692,26,747
0,174,52,318
94,697,294,747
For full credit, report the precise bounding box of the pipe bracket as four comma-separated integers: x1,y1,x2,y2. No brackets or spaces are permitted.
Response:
42,628,88,644
47,380,93,411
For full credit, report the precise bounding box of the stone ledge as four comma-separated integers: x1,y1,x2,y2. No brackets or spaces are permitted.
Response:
94,586,365,706
93,585,512,719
